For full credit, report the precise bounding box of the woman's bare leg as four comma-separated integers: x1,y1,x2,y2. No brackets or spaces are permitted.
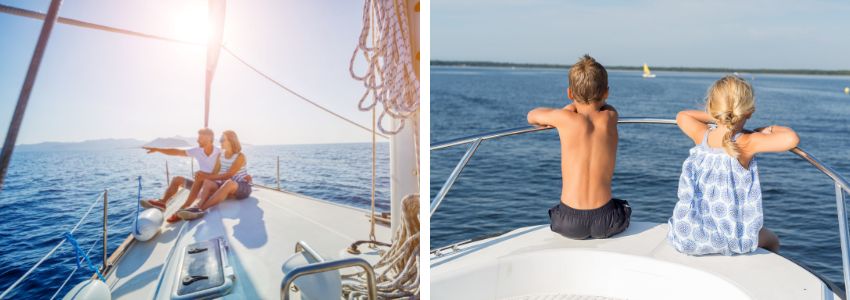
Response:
759,227,780,253
200,180,238,210
193,179,220,208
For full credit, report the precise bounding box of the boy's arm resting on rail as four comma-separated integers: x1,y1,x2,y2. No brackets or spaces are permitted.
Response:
676,110,712,144
749,125,800,153
527,107,574,127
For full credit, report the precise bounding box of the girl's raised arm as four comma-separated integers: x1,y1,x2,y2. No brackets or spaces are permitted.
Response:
676,110,712,144
748,125,800,153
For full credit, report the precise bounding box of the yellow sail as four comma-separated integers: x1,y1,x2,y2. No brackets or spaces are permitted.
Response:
643,63,651,75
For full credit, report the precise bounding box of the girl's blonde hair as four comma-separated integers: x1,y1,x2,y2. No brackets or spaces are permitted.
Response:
705,75,755,158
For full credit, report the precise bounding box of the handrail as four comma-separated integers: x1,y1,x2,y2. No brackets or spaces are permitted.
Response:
0,191,105,299
429,117,850,299
295,240,325,263
430,117,676,150
281,241,377,300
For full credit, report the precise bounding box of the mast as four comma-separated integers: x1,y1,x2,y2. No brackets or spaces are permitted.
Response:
390,0,420,235
204,0,226,128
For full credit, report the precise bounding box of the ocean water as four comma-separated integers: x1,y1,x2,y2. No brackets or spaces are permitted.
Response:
0,142,389,298
431,66,850,287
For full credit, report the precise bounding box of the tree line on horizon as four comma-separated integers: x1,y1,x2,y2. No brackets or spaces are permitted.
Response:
431,60,850,76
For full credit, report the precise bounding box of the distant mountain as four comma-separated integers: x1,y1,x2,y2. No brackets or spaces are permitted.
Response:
142,136,195,149
16,138,146,152
16,136,198,152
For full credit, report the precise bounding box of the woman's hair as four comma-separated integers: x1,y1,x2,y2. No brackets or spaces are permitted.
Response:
222,130,242,154
705,75,755,158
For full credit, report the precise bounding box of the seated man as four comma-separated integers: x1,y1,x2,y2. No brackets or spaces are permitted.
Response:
141,128,221,223
526,54,630,239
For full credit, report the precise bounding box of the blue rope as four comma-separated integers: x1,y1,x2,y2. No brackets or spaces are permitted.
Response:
135,176,141,235
63,232,105,282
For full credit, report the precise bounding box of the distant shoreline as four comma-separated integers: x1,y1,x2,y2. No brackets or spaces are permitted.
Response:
432,60,850,76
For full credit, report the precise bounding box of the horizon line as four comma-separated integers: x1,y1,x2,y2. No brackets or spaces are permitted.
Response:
431,60,850,76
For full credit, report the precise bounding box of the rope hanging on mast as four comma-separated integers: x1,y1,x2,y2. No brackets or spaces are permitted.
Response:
350,0,420,135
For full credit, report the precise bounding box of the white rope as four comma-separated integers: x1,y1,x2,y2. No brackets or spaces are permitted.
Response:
342,194,420,299
350,0,420,135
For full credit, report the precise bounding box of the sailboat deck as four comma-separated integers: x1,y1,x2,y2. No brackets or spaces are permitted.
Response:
431,222,840,300
104,186,391,299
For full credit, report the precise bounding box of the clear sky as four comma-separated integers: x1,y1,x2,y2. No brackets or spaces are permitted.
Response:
432,0,850,70
0,0,380,145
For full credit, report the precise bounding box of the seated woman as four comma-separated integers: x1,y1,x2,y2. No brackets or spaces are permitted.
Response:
177,130,252,220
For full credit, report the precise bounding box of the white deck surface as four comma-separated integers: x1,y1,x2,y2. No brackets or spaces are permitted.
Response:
104,187,391,299
432,222,840,300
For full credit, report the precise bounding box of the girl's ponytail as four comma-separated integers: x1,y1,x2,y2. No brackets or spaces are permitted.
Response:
706,76,754,158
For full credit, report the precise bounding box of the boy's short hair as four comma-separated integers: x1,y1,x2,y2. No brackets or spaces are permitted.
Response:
568,55,609,104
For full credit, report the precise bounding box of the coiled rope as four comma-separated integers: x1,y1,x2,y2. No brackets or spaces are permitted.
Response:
350,0,420,135
342,194,419,299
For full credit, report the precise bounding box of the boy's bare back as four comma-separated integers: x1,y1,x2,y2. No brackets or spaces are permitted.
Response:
528,54,629,240
528,104,618,209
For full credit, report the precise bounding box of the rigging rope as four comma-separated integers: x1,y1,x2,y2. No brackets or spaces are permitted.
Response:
0,4,385,139
349,0,420,135
345,0,420,298
222,46,389,139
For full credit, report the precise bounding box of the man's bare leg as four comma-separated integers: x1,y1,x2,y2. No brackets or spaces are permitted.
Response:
178,172,208,209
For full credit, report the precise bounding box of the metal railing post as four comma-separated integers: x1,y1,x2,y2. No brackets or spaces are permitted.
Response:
430,138,482,216
835,183,850,300
103,189,108,271
165,160,170,184
277,155,281,190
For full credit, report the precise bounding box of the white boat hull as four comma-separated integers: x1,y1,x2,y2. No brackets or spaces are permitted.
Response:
431,222,840,300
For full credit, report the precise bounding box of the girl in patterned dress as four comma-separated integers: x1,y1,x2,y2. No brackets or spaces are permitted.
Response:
667,75,799,255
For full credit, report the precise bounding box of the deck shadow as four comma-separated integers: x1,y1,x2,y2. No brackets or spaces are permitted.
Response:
221,197,268,249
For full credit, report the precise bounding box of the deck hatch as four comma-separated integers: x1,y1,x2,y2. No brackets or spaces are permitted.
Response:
173,237,234,299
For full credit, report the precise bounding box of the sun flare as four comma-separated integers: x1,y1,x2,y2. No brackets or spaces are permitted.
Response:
172,3,212,44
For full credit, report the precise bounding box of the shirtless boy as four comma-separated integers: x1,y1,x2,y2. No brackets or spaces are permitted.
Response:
526,54,630,239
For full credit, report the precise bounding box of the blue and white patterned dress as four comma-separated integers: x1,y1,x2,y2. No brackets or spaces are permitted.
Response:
667,127,763,255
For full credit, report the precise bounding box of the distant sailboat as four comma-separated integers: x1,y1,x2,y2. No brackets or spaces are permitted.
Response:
642,63,656,78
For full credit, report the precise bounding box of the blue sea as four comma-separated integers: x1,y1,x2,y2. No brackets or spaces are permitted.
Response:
431,66,850,287
0,143,389,298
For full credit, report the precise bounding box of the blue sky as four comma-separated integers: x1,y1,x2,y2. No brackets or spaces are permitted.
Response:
0,0,380,145
432,0,850,70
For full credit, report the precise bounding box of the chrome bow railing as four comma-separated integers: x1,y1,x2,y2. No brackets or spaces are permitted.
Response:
430,117,850,299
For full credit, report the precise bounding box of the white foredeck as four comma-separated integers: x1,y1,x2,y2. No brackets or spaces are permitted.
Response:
431,222,841,300
104,187,391,299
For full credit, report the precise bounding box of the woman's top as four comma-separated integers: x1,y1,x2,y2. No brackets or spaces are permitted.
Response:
219,152,249,182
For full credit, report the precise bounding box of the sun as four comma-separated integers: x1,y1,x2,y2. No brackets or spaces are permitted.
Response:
172,3,212,44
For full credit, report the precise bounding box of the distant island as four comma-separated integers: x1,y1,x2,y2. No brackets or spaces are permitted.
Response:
16,136,195,152
432,60,850,76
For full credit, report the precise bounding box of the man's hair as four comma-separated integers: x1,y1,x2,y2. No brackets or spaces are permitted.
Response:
198,128,214,137
568,54,609,104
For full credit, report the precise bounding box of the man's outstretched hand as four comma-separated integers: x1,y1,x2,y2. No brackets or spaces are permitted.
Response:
142,147,158,154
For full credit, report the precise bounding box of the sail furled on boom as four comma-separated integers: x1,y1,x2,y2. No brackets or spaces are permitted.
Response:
204,0,226,128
